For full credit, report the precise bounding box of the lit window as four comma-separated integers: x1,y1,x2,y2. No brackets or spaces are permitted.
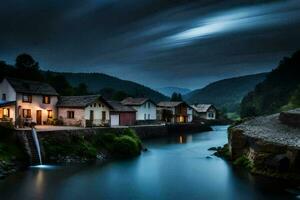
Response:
3,108,9,117
22,94,32,103
47,110,53,118
22,109,31,118
43,96,51,104
67,111,75,119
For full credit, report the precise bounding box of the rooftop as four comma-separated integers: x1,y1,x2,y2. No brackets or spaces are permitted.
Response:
57,95,112,108
5,77,58,96
157,101,184,107
121,97,151,106
107,100,136,112
191,104,214,113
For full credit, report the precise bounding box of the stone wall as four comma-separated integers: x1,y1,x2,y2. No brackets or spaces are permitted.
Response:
228,127,300,180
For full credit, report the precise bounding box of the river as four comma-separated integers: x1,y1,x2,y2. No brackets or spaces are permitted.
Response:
0,126,298,200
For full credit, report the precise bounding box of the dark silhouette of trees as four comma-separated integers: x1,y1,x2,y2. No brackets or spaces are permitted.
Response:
240,50,300,117
15,53,44,81
171,92,182,101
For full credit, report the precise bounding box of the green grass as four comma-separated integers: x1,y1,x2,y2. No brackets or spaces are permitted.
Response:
42,128,142,161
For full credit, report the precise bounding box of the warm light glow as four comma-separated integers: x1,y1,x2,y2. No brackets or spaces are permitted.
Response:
179,136,183,144
47,110,53,118
3,108,9,117
179,116,184,123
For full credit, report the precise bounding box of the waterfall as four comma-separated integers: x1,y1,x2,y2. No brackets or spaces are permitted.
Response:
31,128,42,165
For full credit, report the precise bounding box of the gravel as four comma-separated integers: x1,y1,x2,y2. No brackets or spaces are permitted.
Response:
235,113,300,148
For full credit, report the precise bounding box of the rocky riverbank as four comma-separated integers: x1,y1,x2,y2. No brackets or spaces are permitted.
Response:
228,109,300,180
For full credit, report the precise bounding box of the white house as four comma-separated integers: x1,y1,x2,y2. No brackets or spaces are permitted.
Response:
191,104,217,120
57,95,113,127
121,97,157,121
0,78,58,127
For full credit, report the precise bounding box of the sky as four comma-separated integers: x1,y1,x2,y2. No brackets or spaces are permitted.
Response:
1,0,300,90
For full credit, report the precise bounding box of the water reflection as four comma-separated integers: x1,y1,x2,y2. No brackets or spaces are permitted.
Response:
0,126,297,200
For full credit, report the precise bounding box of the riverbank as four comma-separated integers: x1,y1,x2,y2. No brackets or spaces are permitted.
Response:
0,122,211,179
227,109,300,181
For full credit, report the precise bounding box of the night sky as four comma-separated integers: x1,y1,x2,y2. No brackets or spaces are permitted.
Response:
1,0,300,89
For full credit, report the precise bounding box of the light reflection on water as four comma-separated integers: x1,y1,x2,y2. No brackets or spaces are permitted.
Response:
0,126,298,200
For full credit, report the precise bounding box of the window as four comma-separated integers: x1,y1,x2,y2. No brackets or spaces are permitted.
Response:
2,93,6,101
67,111,75,119
102,111,106,121
144,114,146,120
22,109,31,118
148,114,150,119
208,112,214,118
3,108,10,117
43,96,51,104
148,102,150,108
94,103,97,107
22,94,32,103
47,110,53,118
144,103,146,108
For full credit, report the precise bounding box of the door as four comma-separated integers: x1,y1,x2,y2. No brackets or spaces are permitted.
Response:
111,114,119,126
36,110,42,125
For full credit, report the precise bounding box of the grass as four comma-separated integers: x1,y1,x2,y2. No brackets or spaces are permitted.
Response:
42,128,142,161
233,155,253,170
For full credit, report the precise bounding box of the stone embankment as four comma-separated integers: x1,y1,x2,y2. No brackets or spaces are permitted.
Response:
228,109,300,180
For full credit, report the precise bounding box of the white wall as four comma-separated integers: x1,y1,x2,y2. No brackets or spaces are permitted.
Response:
16,94,58,124
84,101,111,125
134,101,157,120
58,107,85,126
187,107,193,122
0,79,17,101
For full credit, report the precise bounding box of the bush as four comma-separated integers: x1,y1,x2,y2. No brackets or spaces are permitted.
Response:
233,155,253,170
123,128,142,149
113,135,140,158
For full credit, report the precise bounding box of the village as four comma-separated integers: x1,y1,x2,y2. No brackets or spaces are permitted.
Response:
0,77,217,129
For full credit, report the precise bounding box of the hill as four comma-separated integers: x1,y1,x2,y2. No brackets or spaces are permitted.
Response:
184,73,268,114
156,87,191,97
240,50,300,118
56,72,169,102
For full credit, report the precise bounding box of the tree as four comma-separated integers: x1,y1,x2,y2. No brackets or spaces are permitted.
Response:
15,53,44,81
75,83,88,95
171,92,182,101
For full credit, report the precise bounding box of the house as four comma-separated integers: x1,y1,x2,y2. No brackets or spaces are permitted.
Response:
0,78,58,127
157,101,193,123
107,100,136,126
121,97,157,121
57,95,113,127
191,104,217,120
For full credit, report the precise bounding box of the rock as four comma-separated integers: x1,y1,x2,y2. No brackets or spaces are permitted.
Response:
206,156,212,159
279,109,300,128
208,147,217,151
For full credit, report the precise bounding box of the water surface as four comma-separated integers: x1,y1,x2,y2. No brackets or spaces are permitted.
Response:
0,126,298,200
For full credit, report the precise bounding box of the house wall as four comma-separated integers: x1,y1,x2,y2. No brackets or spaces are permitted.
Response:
0,79,17,101
187,107,193,122
206,107,217,120
133,101,157,120
58,107,85,126
84,101,110,126
16,94,58,124
0,105,15,122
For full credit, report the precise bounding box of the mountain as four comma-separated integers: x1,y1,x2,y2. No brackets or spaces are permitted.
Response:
184,73,268,113
56,72,169,102
240,50,300,118
156,87,191,97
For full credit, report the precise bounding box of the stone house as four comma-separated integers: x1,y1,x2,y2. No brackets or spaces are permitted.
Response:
57,95,113,127
121,97,157,121
0,78,58,127
157,101,193,123
191,104,217,120
107,100,136,126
